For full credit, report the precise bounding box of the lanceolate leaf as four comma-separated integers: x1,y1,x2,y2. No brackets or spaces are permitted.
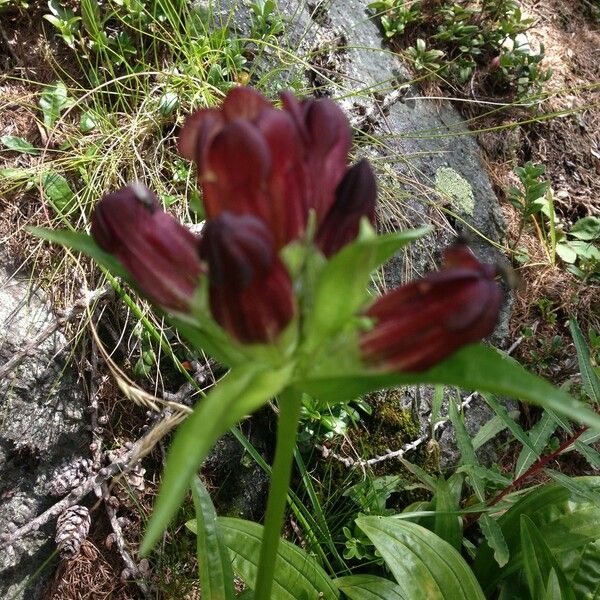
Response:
574,440,600,470
141,364,293,555
189,477,235,600
479,514,509,568
217,518,338,600
515,411,556,478
28,227,129,278
357,516,485,599
544,569,562,600
482,394,536,453
334,574,407,600
570,318,600,404
520,515,575,600
472,412,520,451
304,224,430,350
449,397,485,501
473,477,600,594
545,470,600,507
299,345,600,431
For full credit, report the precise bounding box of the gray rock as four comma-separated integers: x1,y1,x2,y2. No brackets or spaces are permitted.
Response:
204,418,271,521
0,263,88,599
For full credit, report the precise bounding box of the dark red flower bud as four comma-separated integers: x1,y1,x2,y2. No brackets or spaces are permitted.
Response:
316,159,377,257
179,86,352,248
201,213,295,344
360,245,502,372
91,184,203,313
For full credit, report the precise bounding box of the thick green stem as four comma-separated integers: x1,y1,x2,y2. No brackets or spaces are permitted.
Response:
254,389,303,600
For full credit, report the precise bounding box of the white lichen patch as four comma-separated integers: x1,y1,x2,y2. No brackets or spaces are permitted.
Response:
435,166,475,216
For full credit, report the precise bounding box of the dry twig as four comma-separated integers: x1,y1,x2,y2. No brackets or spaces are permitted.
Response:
0,412,184,553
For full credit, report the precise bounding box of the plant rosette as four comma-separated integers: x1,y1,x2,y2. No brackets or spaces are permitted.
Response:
30,86,600,600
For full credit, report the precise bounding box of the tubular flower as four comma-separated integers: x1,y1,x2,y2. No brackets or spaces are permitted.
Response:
316,158,377,257
360,245,502,372
91,184,203,313
178,86,353,249
200,212,295,344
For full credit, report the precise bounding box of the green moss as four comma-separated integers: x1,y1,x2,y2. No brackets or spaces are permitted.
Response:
344,389,420,478
308,389,442,511
435,166,475,216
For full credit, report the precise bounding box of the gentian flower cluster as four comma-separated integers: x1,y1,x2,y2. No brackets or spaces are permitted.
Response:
91,86,501,371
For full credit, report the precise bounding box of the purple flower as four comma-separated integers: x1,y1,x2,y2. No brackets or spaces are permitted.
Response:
179,86,358,250
316,159,377,257
200,212,295,344
360,245,502,372
91,184,203,313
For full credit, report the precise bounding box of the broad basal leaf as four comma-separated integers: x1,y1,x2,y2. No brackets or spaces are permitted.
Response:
357,516,485,599
217,517,338,600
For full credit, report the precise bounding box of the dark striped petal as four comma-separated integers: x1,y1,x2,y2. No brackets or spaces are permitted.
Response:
361,247,502,372
316,159,377,256
201,213,295,344
91,185,203,313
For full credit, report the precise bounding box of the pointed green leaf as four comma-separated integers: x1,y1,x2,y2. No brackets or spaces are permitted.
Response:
431,385,444,428
479,514,509,568
472,411,520,451
304,225,430,350
515,411,556,478
545,470,600,507
574,440,600,470
520,515,574,600
473,477,600,594
298,345,600,431
28,227,129,278
334,574,407,599
357,516,485,599
570,318,600,404
544,569,562,600
449,397,485,501
189,477,235,600
482,394,536,453
217,518,338,600
398,457,437,491
141,364,293,555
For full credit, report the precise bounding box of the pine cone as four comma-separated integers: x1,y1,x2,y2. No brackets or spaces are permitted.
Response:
55,505,91,559
48,458,93,496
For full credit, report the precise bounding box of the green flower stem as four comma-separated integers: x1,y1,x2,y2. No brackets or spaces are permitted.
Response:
254,388,303,600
